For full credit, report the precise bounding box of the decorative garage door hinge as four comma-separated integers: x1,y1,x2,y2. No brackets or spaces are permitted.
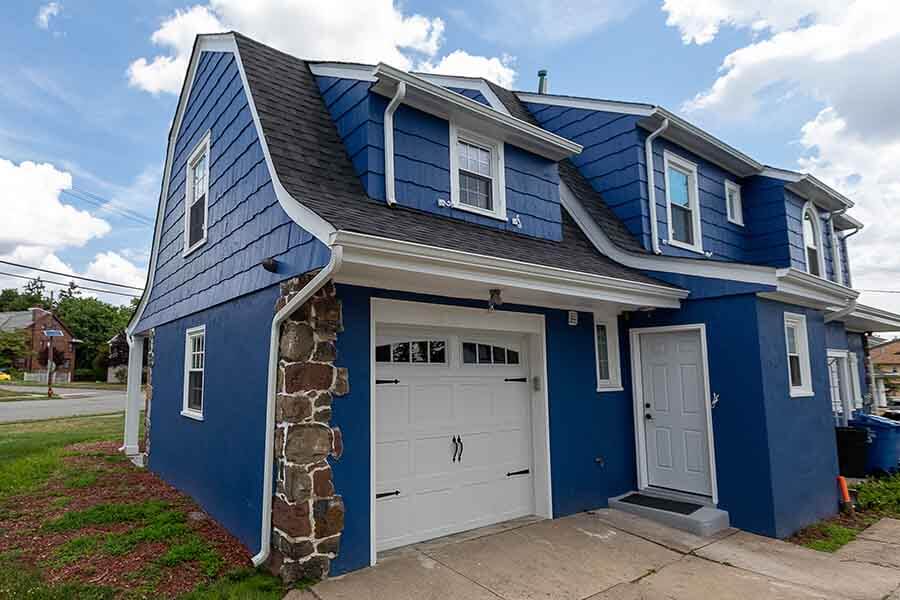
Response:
375,490,400,499
504,377,528,383
375,379,400,385
506,469,530,477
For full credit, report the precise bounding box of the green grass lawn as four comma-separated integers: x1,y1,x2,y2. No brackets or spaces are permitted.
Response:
0,413,286,599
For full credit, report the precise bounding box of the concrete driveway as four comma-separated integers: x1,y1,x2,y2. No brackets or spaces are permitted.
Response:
288,510,900,600
0,385,126,423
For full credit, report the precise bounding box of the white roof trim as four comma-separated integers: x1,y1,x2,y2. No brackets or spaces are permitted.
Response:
127,33,336,335
372,64,581,161
759,268,859,310
307,62,378,82
516,92,656,116
761,167,854,210
844,304,900,333
331,229,687,310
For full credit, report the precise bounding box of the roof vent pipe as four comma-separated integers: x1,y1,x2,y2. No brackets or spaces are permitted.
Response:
537,70,549,94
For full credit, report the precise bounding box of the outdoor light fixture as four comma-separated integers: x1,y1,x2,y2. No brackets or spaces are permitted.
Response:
262,257,279,273
488,288,503,312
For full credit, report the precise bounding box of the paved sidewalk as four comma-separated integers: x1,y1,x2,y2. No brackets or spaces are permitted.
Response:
286,510,900,600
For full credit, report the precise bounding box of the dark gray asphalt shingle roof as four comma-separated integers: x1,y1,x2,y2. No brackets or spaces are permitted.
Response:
234,33,666,288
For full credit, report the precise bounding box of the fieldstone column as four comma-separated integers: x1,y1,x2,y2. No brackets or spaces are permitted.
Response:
268,273,348,582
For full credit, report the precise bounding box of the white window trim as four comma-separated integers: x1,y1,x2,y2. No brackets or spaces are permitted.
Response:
725,179,744,226
848,351,863,409
183,131,211,257
594,312,623,392
449,122,507,222
663,150,704,254
785,312,814,398
181,324,206,420
801,201,826,278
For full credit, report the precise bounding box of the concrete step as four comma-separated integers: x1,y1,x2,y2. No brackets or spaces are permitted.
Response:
609,491,729,537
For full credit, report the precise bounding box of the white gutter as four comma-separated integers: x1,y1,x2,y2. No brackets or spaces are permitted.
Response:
383,82,406,207
825,298,858,324
644,118,669,255
252,246,344,567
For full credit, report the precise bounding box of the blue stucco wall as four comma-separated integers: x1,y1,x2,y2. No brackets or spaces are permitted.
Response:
328,285,636,574
315,76,562,240
755,299,839,537
744,176,792,268
136,51,330,333
448,86,489,105
148,284,280,553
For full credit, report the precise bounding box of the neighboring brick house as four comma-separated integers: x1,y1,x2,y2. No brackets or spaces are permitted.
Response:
870,338,900,405
0,308,78,383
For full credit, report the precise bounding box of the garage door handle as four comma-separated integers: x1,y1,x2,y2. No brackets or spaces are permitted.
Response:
504,377,528,382
451,436,460,462
376,490,400,499
507,469,530,477
376,379,399,385
458,436,464,462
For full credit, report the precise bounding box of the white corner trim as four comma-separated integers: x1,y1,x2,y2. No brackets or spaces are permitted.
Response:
663,150,704,255
383,81,407,206
127,33,336,337
448,123,508,221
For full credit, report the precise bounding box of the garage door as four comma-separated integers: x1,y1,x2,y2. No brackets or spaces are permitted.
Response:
375,328,535,551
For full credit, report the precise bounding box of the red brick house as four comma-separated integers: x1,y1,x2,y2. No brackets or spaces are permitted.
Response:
871,338,900,406
0,308,78,383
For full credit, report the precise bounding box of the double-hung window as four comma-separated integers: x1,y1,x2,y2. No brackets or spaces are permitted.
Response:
664,151,702,252
182,325,206,419
594,313,622,391
184,132,210,256
725,180,743,226
784,313,813,397
450,124,506,220
802,203,823,277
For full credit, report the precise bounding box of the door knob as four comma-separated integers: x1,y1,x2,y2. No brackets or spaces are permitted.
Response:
645,414,653,420
645,403,651,408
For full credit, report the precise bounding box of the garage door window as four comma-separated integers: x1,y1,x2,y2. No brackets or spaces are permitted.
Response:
462,342,520,365
376,340,447,364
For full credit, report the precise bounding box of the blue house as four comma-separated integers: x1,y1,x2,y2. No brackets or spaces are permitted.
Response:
122,32,900,581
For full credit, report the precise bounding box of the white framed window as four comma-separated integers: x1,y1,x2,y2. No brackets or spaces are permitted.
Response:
182,325,206,420
784,313,813,398
461,342,520,365
184,131,211,256
830,220,846,285
375,340,447,364
449,123,507,221
802,202,825,277
594,313,622,392
725,180,744,226
663,151,703,253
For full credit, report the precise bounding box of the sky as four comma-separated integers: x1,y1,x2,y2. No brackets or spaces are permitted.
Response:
1,0,899,317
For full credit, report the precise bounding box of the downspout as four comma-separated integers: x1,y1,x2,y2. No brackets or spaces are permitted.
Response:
644,118,669,254
825,298,858,324
252,245,344,567
383,82,407,207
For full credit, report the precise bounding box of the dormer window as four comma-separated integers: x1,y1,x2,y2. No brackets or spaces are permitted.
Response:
725,180,743,226
802,203,824,277
184,131,210,256
663,151,703,253
449,124,506,221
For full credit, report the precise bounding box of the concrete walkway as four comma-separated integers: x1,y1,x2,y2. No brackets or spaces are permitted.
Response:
286,510,900,600
0,386,125,423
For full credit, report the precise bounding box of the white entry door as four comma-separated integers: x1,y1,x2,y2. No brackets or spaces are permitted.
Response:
638,329,713,497
374,329,535,551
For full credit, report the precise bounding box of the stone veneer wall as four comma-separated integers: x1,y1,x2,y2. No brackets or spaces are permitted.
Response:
268,273,348,582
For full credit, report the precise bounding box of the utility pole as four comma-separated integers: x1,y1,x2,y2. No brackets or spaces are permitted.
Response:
43,328,64,399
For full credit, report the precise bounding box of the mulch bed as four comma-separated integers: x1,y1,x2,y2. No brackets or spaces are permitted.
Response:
0,441,253,598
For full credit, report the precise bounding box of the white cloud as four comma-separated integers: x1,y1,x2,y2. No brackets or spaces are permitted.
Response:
35,2,62,30
473,0,637,45
661,1,900,316
85,252,147,290
128,0,515,94
418,51,516,88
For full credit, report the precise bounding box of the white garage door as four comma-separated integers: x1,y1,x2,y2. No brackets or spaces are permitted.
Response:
375,328,535,551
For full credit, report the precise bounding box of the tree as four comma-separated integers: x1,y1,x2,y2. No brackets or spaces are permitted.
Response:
55,296,133,380
57,281,81,302
0,329,28,369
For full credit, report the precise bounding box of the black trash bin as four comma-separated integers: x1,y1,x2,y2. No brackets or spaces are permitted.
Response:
836,426,868,477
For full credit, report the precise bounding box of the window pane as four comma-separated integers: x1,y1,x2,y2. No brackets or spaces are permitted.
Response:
375,344,390,363
727,188,740,221
789,355,803,387
596,325,610,381
493,346,506,364
429,341,446,363
459,172,492,210
392,342,410,363
506,349,519,365
671,204,693,244
807,247,820,276
411,341,428,363
462,342,477,364
188,371,203,411
668,167,690,207
804,213,817,249
786,325,798,354
189,196,205,246
478,344,492,364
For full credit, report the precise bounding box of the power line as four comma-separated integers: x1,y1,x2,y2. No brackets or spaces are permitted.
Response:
0,271,141,299
859,289,900,294
60,189,154,227
71,187,156,225
0,260,144,290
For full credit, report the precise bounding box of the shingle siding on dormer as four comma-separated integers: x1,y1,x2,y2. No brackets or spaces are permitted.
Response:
135,51,330,332
315,75,563,241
